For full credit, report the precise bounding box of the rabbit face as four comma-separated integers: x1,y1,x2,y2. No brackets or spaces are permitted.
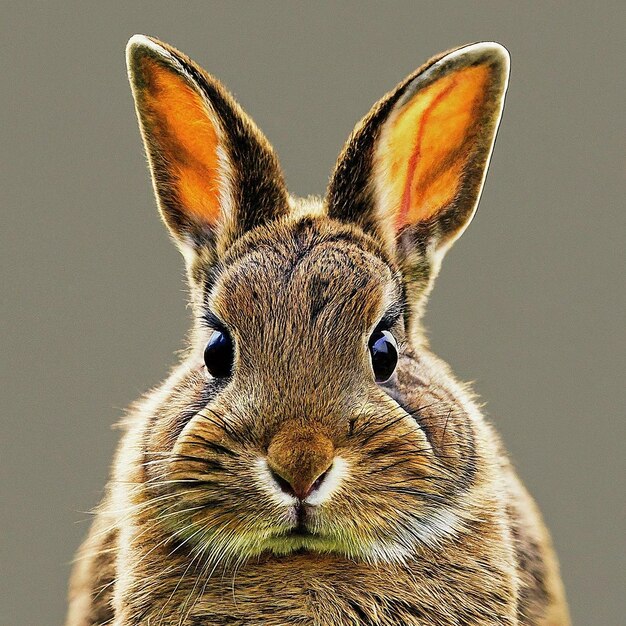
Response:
140,214,479,566
126,36,508,566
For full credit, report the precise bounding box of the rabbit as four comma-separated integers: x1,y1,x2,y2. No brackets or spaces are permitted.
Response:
65,35,570,626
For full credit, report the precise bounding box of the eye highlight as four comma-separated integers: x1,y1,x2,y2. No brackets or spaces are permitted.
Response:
204,329,234,378
368,329,398,383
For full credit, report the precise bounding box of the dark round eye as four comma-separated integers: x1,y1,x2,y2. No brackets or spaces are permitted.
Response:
368,329,398,383
203,330,234,378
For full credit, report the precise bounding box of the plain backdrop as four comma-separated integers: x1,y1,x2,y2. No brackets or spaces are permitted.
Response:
1,2,624,624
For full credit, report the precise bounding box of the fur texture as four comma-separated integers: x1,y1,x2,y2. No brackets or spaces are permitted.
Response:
66,36,569,625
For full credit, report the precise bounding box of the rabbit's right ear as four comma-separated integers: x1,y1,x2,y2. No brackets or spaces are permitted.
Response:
327,44,509,255
126,35,289,261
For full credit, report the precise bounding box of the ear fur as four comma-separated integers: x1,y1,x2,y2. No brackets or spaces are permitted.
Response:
327,42,509,253
126,35,289,260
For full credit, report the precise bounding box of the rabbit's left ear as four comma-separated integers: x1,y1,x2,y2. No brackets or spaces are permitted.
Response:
126,35,289,261
327,42,509,262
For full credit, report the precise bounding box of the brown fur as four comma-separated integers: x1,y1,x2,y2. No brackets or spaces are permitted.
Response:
66,36,569,625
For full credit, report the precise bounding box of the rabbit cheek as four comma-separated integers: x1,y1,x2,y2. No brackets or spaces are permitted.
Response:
335,401,456,557
139,368,213,478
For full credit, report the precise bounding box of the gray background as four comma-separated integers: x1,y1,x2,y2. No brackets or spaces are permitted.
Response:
1,2,624,624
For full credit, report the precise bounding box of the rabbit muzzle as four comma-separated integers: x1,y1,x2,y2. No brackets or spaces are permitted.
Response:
266,421,335,501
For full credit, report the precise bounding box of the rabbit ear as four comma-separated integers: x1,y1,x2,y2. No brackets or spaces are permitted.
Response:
126,35,289,259
327,42,509,260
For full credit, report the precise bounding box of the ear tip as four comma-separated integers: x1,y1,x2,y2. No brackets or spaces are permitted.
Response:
127,33,151,47
126,34,153,57
479,41,510,67
463,41,510,75
125,34,171,71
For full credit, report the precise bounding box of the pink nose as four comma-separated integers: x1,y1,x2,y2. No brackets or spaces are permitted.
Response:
266,421,334,500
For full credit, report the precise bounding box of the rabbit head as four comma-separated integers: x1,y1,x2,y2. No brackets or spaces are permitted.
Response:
126,36,509,566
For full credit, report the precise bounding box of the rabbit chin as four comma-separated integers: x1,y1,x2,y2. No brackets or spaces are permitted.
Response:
165,507,462,567
214,512,461,565
228,532,393,565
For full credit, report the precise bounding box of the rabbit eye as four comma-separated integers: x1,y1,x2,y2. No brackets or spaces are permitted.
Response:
368,329,398,383
204,330,234,378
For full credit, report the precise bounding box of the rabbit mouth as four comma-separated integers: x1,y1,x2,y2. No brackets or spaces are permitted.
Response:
287,508,315,538
261,529,341,556
279,526,316,540
271,511,322,544
289,528,314,538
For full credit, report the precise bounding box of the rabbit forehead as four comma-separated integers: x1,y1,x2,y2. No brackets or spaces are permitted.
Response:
207,218,401,338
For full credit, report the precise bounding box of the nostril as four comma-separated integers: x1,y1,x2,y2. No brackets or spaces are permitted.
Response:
269,467,298,498
309,465,332,495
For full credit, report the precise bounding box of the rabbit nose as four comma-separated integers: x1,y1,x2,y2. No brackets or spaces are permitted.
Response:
268,463,332,500
266,423,334,501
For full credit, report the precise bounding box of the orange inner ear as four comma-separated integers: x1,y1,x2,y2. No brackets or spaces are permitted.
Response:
379,65,490,231
141,57,222,225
